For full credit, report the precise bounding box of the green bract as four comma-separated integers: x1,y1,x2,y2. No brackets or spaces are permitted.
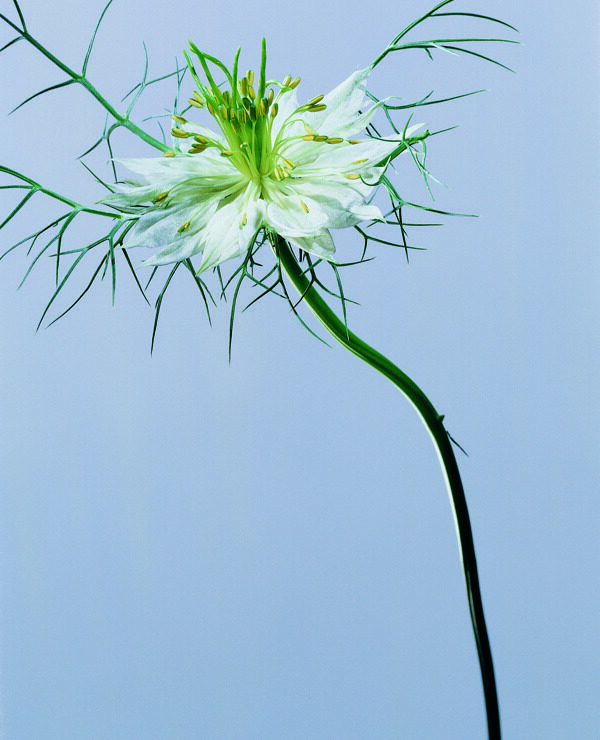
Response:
105,41,425,273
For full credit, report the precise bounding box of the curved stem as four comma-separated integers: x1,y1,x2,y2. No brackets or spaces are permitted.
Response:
271,233,501,739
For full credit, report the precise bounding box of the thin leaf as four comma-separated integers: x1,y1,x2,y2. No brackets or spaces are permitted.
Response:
9,79,76,115
47,253,109,326
81,0,115,75
151,262,180,353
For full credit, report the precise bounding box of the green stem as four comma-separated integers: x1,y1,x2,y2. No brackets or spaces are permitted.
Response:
271,233,501,740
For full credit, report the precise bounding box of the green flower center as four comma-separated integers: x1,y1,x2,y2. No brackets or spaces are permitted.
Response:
176,39,329,195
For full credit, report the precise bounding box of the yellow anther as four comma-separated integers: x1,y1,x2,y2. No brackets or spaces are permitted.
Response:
188,97,203,109
221,150,233,156
242,109,248,123
249,105,257,121
270,103,278,118
194,135,209,143
221,105,229,119
308,103,326,112
248,85,256,100
163,151,176,157
353,158,368,164
177,220,191,233
326,137,343,144
259,99,267,116
193,90,205,104
347,139,361,144
273,168,281,181
302,134,315,141
300,200,309,213
314,135,328,142
289,77,301,89
172,115,187,124
223,90,231,105
246,70,254,86
190,144,207,153
240,141,249,148
171,128,191,138
239,78,247,95
345,173,361,180
207,102,215,115
153,191,169,203
283,75,292,87
283,158,295,169
241,212,247,226
303,123,316,135
267,88,274,105
307,94,324,105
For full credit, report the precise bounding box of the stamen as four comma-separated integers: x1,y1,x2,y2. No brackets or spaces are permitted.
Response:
163,151,176,157
302,134,315,141
221,105,229,119
314,135,328,142
345,174,360,180
303,123,316,135
172,115,187,124
308,103,326,112
194,135,209,143
289,77,301,89
300,200,309,213
353,158,368,164
283,75,292,87
248,85,256,101
347,139,361,145
267,89,274,105
273,168,281,181
221,150,234,156
239,78,248,96
270,103,278,118
177,220,191,232
188,97,203,109
241,213,247,226
172,128,192,138
193,91,205,105
223,90,232,105
246,70,255,86
283,158,295,169
153,192,169,203
207,101,216,116
259,99,267,116
326,137,343,144
307,94,324,105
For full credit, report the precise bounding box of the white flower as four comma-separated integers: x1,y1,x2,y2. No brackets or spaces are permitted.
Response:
106,43,419,273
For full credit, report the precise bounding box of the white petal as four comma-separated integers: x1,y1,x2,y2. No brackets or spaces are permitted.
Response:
196,184,263,273
287,230,336,260
307,67,370,135
281,176,381,229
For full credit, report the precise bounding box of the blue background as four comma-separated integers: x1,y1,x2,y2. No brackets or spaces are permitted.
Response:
0,0,598,737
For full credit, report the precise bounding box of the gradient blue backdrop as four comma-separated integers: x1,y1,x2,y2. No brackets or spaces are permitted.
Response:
0,0,598,737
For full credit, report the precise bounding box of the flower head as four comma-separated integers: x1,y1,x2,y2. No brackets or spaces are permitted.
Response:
106,40,419,272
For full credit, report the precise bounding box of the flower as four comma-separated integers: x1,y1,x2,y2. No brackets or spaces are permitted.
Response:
106,41,419,273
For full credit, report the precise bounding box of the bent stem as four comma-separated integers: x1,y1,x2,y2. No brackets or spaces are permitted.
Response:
271,232,501,740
